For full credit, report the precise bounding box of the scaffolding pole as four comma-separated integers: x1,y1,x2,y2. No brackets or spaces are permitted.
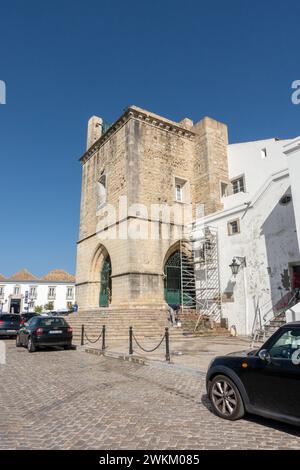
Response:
180,225,221,330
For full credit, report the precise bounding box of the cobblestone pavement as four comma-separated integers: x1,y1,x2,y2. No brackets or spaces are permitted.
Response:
84,335,255,372
1,340,300,450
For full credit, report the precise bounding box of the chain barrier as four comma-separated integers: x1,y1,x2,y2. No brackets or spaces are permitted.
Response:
79,324,169,360
129,326,170,362
81,324,106,351
84,330,102,344
132,332,166,353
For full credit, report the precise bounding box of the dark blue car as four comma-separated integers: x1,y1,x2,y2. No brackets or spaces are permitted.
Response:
206,322,300,426
0,314,21,337
16,316,73,352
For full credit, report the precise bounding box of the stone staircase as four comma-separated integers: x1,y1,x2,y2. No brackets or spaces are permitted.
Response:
179,309,230,336
67,308,230,346
67,309,185,345
251,293,300,345
252,312,286,343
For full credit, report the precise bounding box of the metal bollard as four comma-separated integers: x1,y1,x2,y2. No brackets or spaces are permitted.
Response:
165,327,170,362
81,324,84,346
102,325,106,351
129,326,133,355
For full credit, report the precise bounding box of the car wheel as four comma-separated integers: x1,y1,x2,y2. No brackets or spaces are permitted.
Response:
27,337,36,353
209,374,245,421
16,335,21,347
63,344,71,350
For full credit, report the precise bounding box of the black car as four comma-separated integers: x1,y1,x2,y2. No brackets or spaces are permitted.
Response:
16,316,73,352
206,322,300,426
20,312,39,326
0,314,21,337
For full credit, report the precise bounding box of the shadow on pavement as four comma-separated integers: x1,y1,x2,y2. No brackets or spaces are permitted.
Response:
200,393,300,437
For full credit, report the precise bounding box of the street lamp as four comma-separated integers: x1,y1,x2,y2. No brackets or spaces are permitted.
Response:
229,257,246,276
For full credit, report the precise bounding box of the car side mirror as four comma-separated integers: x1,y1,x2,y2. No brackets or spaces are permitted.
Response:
258,349,271,363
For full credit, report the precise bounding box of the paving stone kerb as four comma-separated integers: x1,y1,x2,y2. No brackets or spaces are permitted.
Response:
81,334,255,372
1,340,300,450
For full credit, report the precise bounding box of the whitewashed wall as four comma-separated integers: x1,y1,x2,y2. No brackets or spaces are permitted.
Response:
284,137,300,249
193,138,300,335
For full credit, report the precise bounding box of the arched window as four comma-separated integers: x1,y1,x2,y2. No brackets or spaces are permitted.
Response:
99,255,112,307
97,173,106,208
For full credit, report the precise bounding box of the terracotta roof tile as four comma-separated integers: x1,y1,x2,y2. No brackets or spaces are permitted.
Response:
9,269,38,281
42,269,75,283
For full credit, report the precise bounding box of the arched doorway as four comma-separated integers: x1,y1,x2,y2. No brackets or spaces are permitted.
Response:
164,248,196,307
164,250,181,305
99,255,112,307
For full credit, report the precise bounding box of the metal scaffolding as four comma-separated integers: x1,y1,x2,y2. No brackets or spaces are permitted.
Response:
180,225,222,329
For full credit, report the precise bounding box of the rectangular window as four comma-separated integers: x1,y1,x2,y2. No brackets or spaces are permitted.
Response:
231,176,245,194
0,286,4,298
66,287,74,299
261,148,267,159
220,182,228,197
174,177,189,203
48,287,56,299
175,184,182,202
228,219,241,236
14,286,20,295
30,286,37,298
97,173,107,208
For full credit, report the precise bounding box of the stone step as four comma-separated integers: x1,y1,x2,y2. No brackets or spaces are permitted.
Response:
71,322,171,324
72,332,183,342
69,316,169,320
71,323,180,327
71,327,183,335
67,309,224,340
71,327,180,334
269,321,286,328
70,319,179,324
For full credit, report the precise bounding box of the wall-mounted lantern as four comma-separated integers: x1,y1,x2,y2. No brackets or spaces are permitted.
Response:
229,257,246,277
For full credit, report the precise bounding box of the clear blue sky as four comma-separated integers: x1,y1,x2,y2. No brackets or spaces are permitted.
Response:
0,0,299,277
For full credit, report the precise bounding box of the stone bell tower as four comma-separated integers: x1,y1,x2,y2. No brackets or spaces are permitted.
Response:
86,115,103,149
76,106,229,312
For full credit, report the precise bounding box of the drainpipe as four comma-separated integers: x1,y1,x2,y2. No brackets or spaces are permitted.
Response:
243,265,249,335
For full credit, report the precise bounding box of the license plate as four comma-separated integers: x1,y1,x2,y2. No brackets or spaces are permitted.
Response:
7,330,16,333
49,330,62,334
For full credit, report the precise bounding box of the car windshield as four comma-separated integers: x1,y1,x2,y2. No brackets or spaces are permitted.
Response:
38,318,67,328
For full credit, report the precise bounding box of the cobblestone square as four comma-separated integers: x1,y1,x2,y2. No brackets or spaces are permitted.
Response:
0,340,300,450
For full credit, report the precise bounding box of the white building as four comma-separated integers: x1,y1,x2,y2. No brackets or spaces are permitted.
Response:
192,136,300,336
284,137,300,248
0,269,76,314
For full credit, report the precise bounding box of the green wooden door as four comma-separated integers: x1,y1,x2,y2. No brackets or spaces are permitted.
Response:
164,251,181,305
99,257,111,307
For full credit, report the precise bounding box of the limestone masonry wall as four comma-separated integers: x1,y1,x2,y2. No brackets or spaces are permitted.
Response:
76,106,229,310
